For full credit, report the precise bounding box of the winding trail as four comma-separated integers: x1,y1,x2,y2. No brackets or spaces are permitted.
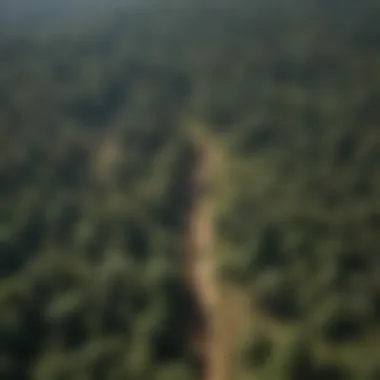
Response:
91,123,251,380
185,136,233,380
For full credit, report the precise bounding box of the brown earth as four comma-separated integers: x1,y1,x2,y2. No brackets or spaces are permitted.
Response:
184,137,251,380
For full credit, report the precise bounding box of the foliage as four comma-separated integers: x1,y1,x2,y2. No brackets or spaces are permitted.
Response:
0,1,379,379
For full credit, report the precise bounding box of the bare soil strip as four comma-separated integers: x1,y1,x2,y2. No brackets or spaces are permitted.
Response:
185,139,232,380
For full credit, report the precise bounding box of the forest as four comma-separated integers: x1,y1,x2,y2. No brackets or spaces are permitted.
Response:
0,0,380,379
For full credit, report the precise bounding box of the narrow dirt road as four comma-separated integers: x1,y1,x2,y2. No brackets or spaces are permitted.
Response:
185,137,232,380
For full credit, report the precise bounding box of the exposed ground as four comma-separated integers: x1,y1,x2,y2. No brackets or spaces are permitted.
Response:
184,132,251,380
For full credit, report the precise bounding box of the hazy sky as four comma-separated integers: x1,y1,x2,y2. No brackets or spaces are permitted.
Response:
0,0,144,31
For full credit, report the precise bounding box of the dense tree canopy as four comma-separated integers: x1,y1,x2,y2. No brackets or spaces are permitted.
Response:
0,1,379,379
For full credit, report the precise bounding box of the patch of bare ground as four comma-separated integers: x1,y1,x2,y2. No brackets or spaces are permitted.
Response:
185,136,252,380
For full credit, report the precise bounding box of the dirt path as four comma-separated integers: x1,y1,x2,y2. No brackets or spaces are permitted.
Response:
91,123,251,380
185,137,233,380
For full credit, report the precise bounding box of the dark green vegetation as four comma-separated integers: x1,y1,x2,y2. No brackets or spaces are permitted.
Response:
0,1,380,379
